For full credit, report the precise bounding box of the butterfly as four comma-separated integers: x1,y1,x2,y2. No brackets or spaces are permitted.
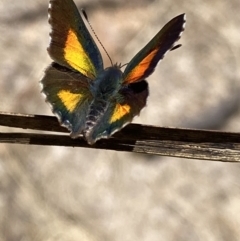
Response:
41,0,186,145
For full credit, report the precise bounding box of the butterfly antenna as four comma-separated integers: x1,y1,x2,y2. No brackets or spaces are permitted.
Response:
81,9,113,66
120,63,128,68
170,44,182,51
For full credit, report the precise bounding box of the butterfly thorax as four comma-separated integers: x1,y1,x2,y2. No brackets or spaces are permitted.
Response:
90,66,123,99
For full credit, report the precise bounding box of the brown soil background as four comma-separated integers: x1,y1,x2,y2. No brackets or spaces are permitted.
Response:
1,0,240,240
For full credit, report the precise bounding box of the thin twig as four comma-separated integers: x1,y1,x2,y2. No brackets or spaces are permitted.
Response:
0,112,240,162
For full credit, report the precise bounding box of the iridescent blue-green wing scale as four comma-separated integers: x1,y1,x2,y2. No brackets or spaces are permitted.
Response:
123,14,186,84
41,63,93,135
48,0,103,79
84,80,149,144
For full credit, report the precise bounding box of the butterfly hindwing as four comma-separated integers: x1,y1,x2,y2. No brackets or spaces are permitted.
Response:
48,0,103,79
41,63,93,135
123,14,186,84
84,80,149,144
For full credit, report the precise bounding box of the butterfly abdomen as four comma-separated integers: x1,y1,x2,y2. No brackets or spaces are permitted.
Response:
83,99,109,143
86,99,108,123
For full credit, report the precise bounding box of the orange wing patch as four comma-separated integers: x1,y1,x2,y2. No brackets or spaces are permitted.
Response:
110,103,131,123
124,48,158,83
64,29,96,77
57,90,83,112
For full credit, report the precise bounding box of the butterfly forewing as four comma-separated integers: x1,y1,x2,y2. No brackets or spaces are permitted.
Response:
123,14,186,84
48,0,103,79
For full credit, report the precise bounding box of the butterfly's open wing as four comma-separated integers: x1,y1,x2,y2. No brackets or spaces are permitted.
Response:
84,80,149,144
123,14,186,84
48,0,103,79
41,63,94,135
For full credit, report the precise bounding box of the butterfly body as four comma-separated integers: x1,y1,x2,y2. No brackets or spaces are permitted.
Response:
83,65,123,142
41,0,185,144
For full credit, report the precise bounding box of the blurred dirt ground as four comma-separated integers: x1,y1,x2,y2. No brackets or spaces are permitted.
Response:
1,0,240,240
